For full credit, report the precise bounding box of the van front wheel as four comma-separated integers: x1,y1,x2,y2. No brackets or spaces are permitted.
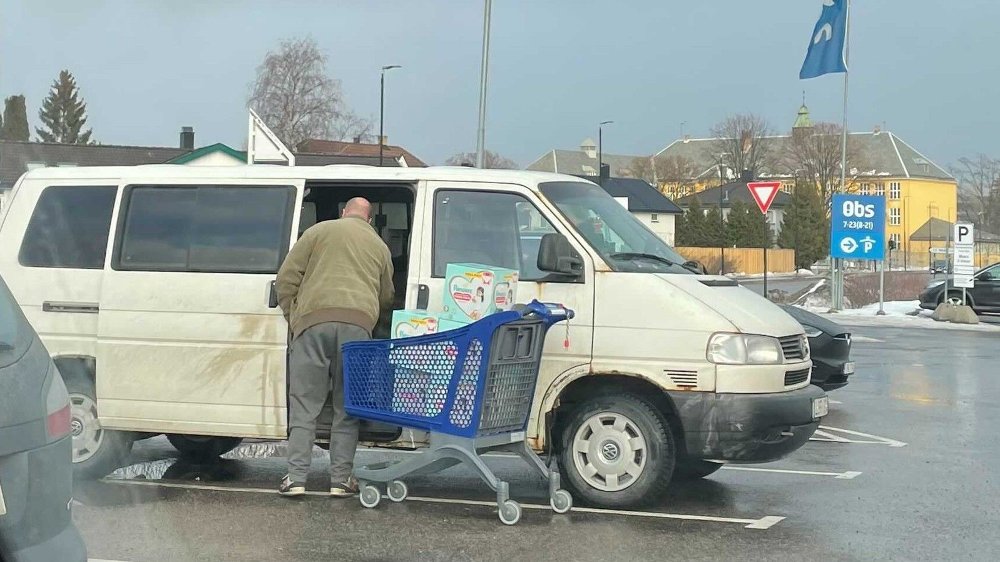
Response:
559,393,674,508
167,435,243,460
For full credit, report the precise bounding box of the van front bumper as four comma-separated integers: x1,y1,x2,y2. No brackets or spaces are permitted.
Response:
668,385,826,463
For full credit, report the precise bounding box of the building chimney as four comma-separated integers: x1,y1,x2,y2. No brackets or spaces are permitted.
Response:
740,169,754,183
600,163,611,180
179,126,194,150
379,135,388,146
353,135,362,144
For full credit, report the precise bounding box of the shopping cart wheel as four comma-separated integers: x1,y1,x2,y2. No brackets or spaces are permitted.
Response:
387,480,408,503
550,489,573,514
498,500,522,525
360,484,381,509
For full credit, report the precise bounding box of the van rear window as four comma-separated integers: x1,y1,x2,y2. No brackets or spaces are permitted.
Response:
18,185,117,269
115,185,295,274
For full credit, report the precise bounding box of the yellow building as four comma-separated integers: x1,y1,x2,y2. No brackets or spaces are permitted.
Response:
652,105,957,268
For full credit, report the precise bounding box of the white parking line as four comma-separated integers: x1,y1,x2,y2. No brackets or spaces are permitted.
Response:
100,478,785,530
721,466,862,479
812,425,908,447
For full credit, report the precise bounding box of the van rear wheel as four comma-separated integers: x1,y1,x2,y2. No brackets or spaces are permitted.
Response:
559,393,674,508
167,435,243,460
60,366,133,480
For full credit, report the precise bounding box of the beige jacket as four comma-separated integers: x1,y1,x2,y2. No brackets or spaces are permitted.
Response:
276,216,394,338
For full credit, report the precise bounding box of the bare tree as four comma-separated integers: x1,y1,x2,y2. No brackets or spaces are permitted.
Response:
706,114,773,180
247,37,368,148
780,122,864,206
951,154,1000,230
445,150,518,169
628,157,655,184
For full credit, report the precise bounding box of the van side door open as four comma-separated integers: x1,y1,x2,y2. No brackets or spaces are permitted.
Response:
95,181,302,438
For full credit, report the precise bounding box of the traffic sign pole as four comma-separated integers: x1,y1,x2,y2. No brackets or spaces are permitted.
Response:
747,181,781,300
877,258,885,315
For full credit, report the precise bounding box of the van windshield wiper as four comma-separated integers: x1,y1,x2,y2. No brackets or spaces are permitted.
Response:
0,342,14,352
609,252,678,267
609,252,702,273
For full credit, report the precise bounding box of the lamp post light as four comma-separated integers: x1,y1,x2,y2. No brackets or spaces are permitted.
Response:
598,120,613,183
379,64,402,167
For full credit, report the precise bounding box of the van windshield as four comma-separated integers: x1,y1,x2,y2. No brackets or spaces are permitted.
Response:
539,181,692,274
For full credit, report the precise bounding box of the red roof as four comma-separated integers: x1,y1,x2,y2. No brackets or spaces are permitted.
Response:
297,139,426,167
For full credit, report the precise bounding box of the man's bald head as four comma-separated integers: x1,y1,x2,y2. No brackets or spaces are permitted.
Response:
342,197,373,221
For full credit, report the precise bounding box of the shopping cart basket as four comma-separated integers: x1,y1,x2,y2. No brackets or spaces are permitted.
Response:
342,300,574,525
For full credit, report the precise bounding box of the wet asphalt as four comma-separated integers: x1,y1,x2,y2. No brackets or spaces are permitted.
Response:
72,324,999,562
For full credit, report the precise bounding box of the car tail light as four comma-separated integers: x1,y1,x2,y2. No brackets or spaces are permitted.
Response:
47,404,71,439
45,362,73,440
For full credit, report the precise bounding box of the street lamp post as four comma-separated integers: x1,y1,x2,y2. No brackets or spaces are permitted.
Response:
379,65,401,167
475,0,493,168
598,120,613,184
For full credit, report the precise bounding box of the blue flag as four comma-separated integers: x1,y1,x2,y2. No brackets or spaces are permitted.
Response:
799,0,849,79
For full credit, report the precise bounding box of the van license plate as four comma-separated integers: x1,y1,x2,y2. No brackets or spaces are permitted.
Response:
812,396,829,419
0,482,6,516
842,361,856,375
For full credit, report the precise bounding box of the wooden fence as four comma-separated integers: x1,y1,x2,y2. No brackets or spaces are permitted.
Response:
675,247,797,275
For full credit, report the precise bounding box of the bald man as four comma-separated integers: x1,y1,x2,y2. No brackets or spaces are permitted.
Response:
275,197,394,497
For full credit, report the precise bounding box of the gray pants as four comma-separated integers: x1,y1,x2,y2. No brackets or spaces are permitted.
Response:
287,321,369,484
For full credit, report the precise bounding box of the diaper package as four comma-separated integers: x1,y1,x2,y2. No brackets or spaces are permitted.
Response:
441,263,519,323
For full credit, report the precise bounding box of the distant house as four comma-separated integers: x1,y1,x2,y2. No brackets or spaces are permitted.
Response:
674,181,792,240
526,139,646,177
578,175,682,245
298,137,426,167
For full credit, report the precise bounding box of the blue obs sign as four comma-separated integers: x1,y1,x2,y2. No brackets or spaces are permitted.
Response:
830,194,886,260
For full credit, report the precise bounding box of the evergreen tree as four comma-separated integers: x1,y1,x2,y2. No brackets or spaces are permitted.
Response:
726,200,770,247
36,70,93,144
704,207,726,247
675,197,702,246
778,179,829,269
1,95,30,141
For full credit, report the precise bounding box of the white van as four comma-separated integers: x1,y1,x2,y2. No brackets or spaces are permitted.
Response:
0,165,825,508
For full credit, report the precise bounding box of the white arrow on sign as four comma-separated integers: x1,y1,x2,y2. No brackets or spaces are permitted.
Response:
839,237,858,253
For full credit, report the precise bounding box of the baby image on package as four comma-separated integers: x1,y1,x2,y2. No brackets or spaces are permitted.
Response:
442,263,519,323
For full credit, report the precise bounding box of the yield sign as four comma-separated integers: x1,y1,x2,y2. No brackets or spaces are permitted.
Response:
747,181,781,214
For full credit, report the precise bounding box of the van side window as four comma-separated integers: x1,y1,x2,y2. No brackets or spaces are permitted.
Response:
116,185,294,274
18,185,117,269
433,191,557,281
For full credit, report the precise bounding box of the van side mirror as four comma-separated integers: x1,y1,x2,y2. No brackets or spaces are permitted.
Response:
537,233,584,276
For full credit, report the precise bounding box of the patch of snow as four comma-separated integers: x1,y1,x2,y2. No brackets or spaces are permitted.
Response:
792,303,1000,332
796,268,815,276
836,300,921,317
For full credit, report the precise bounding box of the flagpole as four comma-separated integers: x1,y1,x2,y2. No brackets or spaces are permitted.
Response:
832,0,851,311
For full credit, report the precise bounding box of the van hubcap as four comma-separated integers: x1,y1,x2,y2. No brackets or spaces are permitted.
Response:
69,394,104,463
572,412,647,492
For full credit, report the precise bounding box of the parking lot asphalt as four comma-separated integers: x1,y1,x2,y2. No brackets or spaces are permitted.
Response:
74,324,999,562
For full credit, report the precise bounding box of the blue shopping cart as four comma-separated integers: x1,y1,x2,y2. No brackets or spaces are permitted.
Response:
342,300,574,525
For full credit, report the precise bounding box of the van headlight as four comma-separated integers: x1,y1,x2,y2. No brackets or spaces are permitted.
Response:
707,333,783,365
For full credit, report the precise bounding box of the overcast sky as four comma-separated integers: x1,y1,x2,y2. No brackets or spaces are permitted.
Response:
2,1,997,169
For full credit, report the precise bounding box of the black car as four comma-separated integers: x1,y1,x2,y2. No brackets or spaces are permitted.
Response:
0,274,87,561
919,262,1000,313
779,305,854,391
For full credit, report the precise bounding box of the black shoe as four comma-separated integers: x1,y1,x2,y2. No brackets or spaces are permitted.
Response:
278,475,306,497
330,476,359,497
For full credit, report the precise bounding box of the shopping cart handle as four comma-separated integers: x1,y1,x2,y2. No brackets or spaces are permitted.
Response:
522,300,574,324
